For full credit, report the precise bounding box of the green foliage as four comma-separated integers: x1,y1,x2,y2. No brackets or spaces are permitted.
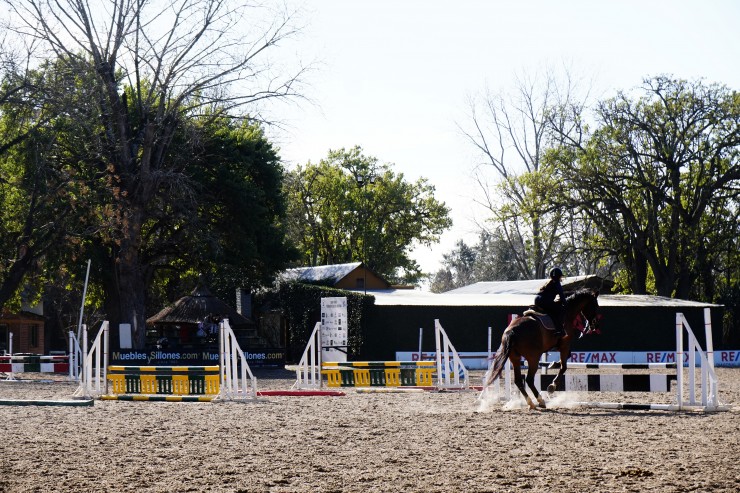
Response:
267,281,373,362
284,146,452,284
492,166,567,278
0,56,296,334
551,76,739,299
143,117,296,308
0,59,97,312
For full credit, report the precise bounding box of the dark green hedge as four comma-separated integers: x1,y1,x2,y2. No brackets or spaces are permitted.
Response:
273,282,374,362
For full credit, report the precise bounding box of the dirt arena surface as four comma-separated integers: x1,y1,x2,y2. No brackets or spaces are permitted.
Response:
1,368,739,493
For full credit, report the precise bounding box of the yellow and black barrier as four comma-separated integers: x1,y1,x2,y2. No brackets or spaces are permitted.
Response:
103,365,220,401
321,361,436,388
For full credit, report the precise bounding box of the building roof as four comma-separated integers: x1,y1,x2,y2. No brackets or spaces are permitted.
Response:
358,273,721,309
147,284,253,326
280,262,363,285
445,275,613,295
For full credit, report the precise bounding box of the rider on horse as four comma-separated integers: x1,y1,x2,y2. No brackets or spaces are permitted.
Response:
534,267,567,339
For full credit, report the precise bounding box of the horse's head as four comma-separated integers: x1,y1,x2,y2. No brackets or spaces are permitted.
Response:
566,289,600,333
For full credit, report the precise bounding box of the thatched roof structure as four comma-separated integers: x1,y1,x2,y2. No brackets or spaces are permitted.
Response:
147,284,253,327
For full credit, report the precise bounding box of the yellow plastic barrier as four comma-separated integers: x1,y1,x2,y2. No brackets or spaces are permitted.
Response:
321,361,436,388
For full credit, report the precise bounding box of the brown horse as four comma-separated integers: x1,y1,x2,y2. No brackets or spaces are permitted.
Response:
484,289,600,409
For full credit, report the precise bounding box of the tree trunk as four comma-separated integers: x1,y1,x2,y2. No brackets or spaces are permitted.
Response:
631,248,648,294
0,252,36,309
101,204,148,349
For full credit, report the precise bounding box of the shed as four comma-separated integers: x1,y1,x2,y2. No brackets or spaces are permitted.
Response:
146,284,266,350
0,311,46,354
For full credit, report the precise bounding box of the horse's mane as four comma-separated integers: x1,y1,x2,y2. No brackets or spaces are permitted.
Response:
565,288,598,304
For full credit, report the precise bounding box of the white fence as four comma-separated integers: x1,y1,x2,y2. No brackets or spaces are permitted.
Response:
218,319,258,401
293,322,322,390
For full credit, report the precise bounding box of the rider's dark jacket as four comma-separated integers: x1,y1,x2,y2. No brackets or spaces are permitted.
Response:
537,279,564,306
534,278,565,328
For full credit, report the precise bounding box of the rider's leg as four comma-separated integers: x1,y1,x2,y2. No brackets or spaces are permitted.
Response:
553,306,566,339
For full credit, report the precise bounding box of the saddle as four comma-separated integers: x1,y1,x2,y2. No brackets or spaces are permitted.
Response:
523,306,557,331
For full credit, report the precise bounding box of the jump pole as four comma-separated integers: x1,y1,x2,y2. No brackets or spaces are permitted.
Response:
76,259,91,344
3,332,15,381
487,327,492,371
418,327,423,362
292,322,323,390
0,327,95,406
574,311,727,412
434,320,469,390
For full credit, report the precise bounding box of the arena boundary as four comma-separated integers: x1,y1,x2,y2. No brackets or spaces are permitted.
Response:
482,309,729,412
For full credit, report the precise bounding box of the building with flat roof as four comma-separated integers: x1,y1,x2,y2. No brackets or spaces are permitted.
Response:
355,276,722,360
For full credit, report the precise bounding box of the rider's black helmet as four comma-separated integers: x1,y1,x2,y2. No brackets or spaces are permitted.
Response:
549,267,563,279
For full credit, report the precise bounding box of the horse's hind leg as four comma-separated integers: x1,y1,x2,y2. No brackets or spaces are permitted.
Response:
511,357,536,409
525,358,546,408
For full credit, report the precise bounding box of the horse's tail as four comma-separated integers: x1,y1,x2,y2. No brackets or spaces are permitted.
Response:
484,329,515,387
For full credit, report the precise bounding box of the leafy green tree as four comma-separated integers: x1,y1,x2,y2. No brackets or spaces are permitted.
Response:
166,118,296,303
429,240,477,293
285,146,452,284
550,76,740,298
3,0,306,346
0,61,97,313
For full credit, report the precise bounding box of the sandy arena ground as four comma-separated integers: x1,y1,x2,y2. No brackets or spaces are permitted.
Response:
1,368,739,493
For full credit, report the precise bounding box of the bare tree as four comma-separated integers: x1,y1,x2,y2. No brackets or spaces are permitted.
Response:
2,0,307,346
461,67,592,279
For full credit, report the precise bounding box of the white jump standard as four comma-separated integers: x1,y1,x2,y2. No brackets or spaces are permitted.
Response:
74,319,258,402
483,309,728,412
293,319,469,391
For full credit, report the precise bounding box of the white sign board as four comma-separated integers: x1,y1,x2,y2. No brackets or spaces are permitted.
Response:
321,297,348,362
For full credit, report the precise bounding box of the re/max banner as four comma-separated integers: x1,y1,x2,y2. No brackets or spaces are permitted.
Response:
395,350,740,370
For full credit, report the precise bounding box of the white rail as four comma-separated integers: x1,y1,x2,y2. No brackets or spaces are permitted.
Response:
292,322,322,390
73,322,109,398
218,319,258,401
435,319,469,390
68,330,83,382
676,309,721,410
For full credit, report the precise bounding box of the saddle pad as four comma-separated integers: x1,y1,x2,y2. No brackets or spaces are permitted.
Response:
522,310,555,331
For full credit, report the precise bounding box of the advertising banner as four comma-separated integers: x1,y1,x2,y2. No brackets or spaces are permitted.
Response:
110,348,286,367
395,350,740,369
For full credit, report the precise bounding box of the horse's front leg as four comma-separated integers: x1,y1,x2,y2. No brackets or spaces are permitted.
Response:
548,347,570,394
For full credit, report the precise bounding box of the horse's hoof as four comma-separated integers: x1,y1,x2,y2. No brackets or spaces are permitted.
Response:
547,384,556,394
537,399,547,409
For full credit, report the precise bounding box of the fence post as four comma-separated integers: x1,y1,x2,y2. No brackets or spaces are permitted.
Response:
675,313,684,409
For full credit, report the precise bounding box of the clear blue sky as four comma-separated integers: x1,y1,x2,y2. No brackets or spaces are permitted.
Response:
267,0,740,277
